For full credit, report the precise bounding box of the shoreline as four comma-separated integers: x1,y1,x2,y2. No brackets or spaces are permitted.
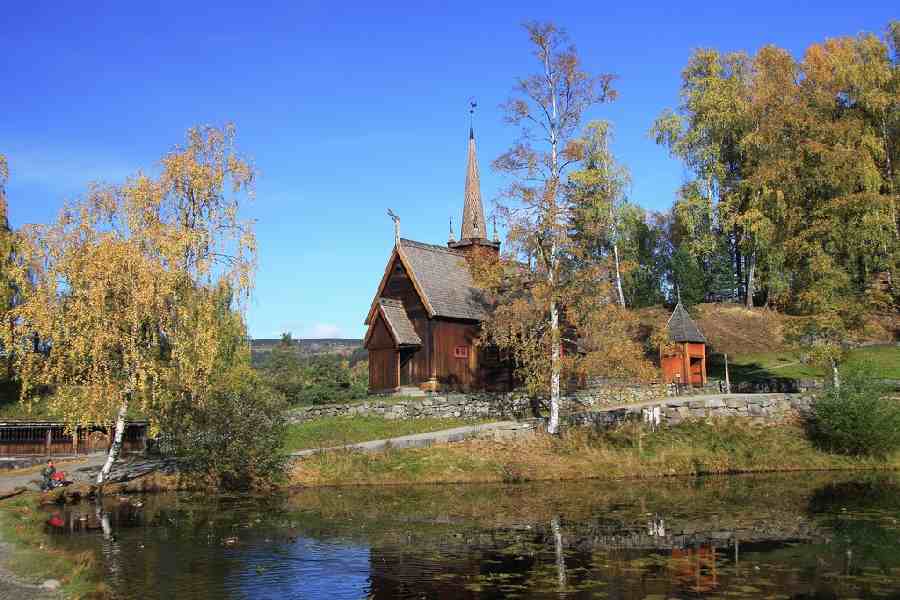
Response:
287,421,900,488
281,463,900,490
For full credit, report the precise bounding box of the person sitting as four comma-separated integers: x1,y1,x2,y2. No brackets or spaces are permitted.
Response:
40,459,56,491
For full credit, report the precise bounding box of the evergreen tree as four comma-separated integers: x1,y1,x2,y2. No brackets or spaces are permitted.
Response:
669,246,706,307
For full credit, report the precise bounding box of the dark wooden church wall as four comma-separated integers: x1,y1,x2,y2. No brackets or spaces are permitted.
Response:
433,320,480,390
381,258,430,385
366,315,399,391
366,314,394,350
369,349,398,391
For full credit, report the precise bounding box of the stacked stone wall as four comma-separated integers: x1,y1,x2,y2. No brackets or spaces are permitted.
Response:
288,393,534,424
561,393,815,431
288,382,822,425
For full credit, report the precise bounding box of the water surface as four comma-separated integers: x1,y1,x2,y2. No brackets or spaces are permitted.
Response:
45,473,900,598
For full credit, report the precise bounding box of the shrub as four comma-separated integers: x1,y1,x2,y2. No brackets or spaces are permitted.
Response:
810,362,900,458
159,364,290,490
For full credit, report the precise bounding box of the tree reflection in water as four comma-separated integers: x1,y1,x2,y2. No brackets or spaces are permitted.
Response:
39,473,900,599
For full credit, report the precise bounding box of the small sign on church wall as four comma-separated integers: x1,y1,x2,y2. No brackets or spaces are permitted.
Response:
453,346,469,359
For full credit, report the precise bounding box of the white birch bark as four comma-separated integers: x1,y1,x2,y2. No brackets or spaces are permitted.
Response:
97,397,128,484
613,242,625,307
831,358,841,392
548,297,561,435
544,37,562,437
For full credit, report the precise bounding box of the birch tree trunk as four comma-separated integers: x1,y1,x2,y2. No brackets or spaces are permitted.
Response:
548,297,561,435
613,242,626,307
545,42,562,437
97,397,128,484
882,115,897,240
831,358,841,392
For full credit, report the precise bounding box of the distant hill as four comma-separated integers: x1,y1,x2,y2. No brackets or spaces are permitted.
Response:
251,338,364,365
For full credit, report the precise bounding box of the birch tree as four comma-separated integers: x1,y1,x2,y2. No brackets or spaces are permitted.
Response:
492,22,615,434
0,155,22,379
569,121,631,307
5,125,256,483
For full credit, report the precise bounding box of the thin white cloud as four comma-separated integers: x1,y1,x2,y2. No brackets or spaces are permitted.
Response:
305,323,343,339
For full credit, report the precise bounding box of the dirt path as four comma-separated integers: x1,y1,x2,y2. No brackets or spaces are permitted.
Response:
0,454,108,495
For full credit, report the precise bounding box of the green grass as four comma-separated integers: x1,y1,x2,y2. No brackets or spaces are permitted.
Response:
845,345,900,378
707,344,900,383
284,415,484,452
0,494,106,598
291,419,900,487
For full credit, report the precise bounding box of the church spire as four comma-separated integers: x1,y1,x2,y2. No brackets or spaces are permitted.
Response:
461,109,486,241
448,100,499,254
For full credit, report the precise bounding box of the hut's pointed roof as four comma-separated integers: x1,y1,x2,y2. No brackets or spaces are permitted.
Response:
460,127,487,241
666,303,707,343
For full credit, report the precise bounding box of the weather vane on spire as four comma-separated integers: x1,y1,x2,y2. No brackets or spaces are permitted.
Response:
387,209,400,246
468,97,477,133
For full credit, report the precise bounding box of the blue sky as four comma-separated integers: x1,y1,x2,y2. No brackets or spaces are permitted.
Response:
1,1,895,340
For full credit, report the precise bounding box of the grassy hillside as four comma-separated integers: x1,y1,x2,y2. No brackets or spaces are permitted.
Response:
639,303,899,382
640,303,898,356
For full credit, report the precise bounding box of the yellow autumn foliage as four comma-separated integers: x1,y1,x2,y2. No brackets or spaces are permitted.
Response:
3,125,256,431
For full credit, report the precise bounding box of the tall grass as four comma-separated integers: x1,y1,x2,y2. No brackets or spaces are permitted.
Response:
291,419,900,487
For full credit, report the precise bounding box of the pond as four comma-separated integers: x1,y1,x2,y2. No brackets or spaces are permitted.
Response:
43,472,900,599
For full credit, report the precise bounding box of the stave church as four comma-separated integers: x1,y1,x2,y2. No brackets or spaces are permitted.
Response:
363,126,514,394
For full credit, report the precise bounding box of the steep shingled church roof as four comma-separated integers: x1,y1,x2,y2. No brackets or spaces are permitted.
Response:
666,303,707,343
398,239,489,321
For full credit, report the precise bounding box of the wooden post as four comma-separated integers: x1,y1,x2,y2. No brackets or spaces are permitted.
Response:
72,427,78,455
45,428,51,456
701,344,707,385
724,353,731,394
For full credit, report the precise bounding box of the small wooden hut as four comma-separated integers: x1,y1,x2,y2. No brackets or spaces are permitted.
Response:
660,303,707,386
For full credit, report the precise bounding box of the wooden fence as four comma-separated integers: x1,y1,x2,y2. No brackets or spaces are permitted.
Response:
0,422,148,456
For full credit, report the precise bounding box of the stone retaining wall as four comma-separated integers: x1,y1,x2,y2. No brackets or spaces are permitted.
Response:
731,379,824,393
288,384,681,424
288,383,819,425
288,393,534,424
562,393,814,431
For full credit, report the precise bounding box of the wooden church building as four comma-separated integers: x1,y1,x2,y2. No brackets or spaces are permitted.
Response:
364,127,513,393
660,303,708,386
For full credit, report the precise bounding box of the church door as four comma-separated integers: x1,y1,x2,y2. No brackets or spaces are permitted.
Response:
399,347,416,386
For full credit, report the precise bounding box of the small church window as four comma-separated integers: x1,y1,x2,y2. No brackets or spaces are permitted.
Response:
454,346,468,359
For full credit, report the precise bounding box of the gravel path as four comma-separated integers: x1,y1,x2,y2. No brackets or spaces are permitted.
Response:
0,454,108,496
291,420,535,457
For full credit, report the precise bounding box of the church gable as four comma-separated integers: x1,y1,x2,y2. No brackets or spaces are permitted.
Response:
364,311,395,350
398,239,489,321
365,241,489,326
